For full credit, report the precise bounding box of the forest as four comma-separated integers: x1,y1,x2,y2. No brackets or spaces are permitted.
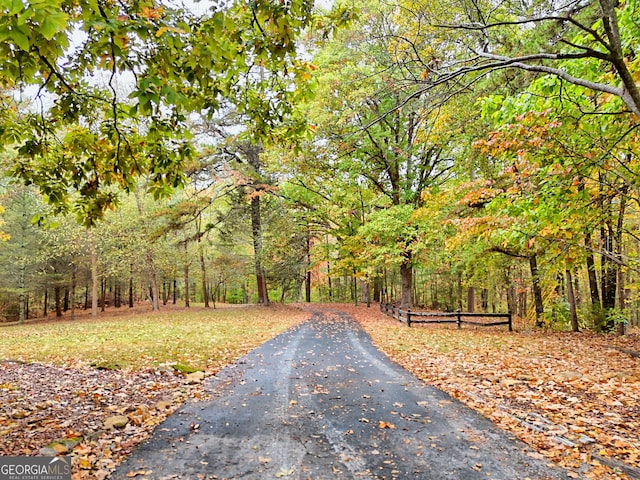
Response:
0,0,639,334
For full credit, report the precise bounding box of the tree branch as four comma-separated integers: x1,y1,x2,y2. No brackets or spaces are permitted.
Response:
434,15,610,51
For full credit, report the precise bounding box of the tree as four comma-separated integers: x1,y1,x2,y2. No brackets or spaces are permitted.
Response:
0,182,43,322
467,88,640,330
390,0,640,119
297,2,456,307
0,0,325,224
242,143,271,305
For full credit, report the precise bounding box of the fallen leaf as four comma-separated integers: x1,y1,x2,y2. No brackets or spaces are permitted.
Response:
275,467,295,477
126,470,152,477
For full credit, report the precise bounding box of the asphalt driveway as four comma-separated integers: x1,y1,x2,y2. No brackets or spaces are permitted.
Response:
111,309,564,479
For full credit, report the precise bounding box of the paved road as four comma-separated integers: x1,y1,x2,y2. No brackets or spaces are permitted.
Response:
112,309,564,479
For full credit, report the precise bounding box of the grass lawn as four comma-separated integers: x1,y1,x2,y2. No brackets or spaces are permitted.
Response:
0,304,308,372
2,302,639,479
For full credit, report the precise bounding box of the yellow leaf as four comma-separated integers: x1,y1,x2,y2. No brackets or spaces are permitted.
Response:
275,467,295,477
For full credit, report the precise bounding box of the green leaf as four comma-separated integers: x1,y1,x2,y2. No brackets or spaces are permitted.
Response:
11,29,30,51
39,19,58,40
39,12,68,40
0,29,10,44
9,0,23,15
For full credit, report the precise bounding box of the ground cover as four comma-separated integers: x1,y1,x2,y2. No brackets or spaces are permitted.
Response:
341,304,640,480
0,304,307,479
2,303,639,479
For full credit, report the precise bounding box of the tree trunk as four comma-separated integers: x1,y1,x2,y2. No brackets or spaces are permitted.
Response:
128,263,134,308
467,287,475,312
88,228,98,318
71,262,76,320
199,241,210,308
173,279,177,305
352,274,358,305
359,279,370,305
585,232,601,306
280,281,290,303
242,282,248,304
18,258,25,325
114,282,121,308
518,290,527,318
162,281,168,306
18,291,25,325
616,263,626,335
305,271,312,303
399,255,413,309
529,254,544,327
598,0,640,117
195,214,210,308
566,269,579,332
245,143,270,306
615,191,627,335
481,288,489,312
585,231,603,326
507,285,517,317
135,188,160,311
100,278,105,312
304,231,312,303
55,285,62,317
601,223,617,311
183,241,190,308
251,194,269,305
146,255,160,310
373,273,382,303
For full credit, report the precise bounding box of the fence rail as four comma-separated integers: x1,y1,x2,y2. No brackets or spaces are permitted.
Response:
380,303,512,331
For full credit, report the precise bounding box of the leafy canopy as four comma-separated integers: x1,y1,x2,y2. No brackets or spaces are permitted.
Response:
0,0,333,225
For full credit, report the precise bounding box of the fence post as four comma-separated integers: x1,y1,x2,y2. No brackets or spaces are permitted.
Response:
406,308,412,327
457,311,462,329
508,312,513,332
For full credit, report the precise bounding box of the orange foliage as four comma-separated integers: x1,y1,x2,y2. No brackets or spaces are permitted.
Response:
347,304,640,480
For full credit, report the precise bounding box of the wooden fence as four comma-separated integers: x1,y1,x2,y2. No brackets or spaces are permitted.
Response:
380,303,512,331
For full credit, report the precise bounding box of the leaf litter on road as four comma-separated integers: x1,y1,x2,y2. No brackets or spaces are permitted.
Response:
3,303,639,479
0,304,307,479
337,303,640,480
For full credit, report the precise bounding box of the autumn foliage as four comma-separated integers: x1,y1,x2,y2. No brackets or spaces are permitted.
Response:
345,304,640,480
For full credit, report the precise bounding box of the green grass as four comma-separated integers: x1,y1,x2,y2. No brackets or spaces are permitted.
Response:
0,305,307,371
